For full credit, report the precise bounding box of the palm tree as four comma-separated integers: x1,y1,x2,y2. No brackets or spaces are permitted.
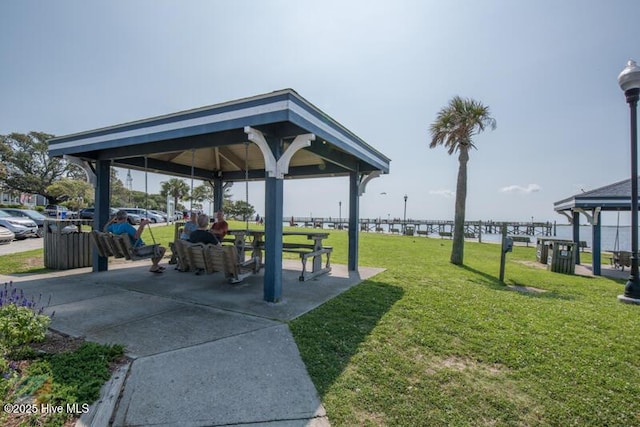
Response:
160,178,190,212
430,96,496,265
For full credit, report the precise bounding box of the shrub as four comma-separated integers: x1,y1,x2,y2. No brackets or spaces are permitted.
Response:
0,304,50,355
0,282,52,355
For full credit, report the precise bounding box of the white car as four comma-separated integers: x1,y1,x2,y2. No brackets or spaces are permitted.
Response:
0,226,15,244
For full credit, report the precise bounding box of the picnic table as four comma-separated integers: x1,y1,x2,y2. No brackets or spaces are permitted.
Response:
227,229,265,265
224,230,333,281
282,231,332,281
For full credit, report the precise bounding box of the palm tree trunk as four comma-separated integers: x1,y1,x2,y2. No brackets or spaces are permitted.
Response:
451,148,469,265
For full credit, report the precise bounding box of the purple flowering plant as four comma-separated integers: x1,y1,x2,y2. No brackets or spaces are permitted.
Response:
0,281,53,357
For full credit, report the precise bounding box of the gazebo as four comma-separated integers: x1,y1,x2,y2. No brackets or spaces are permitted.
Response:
554,176,639,275
48,89,391,302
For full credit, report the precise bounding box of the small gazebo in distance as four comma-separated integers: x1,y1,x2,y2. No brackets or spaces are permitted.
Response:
554,176,639,275
47,89,391,302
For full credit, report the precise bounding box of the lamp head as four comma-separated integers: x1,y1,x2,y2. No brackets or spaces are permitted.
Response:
618,60,640,92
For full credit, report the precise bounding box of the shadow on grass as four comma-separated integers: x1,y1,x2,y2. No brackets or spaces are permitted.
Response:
460,265,574,300
289,279,404,397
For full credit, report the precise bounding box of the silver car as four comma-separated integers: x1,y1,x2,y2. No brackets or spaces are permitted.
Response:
117,208,164,223
0,211,38,240
0,208,47,237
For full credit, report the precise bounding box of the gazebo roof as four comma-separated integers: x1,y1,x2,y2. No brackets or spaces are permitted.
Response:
554,176,640,212
48,89,390,182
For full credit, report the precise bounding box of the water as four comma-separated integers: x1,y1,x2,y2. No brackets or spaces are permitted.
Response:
456,225,632,251
544,225,631,251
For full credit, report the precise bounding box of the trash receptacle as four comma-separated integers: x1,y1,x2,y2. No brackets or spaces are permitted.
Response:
536,239,547,263
44,219,93,269
60,211,67,219
404,226,415,236
546,241,576,274
537,238,562,264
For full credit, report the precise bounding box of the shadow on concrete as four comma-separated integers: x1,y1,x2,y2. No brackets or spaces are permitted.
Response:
288,279,404,397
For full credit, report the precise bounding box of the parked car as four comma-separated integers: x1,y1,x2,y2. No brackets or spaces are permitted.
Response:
79,207,116,220
117,208,164,223
79,207,141,225
148,210,168,222
0,208,47,237
44,204,78,219
126,213,142,225
0,211,38,239
0,226,14,244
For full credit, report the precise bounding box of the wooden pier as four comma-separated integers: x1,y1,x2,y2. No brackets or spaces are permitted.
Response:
283,217,555,237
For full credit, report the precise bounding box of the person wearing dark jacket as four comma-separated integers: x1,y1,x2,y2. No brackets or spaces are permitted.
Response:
189,214,220,245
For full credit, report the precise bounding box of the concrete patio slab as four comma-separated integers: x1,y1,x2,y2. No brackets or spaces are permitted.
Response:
112,324,328,427
2,260,385,426
88,304,279,358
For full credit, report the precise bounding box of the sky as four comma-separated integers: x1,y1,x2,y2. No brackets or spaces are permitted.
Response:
1,0,639,225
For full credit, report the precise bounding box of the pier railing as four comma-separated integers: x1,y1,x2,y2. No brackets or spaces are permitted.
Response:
282,217,555,237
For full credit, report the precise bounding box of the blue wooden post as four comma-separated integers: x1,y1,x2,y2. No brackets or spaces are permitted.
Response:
213,176,223,212
93,160,110,272
592,210,601,276
348,171,360,271
572,210,580,265
264,176,283,302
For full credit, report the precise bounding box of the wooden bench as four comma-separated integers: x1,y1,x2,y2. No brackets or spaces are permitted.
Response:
172,239,259,283
510,236,531,247
609,251,631,271
579,241,588,252
416,230,429,236
282,242,333,281
91,230,163,261
390,228,400,234
439,231,452,239
464,233,476,239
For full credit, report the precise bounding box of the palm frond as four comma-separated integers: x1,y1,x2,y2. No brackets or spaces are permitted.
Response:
428,96,496,154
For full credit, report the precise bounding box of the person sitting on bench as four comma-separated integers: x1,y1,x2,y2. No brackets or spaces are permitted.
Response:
189,214,220,245
105,209,166,273
180,212,198,240
210,210,229,239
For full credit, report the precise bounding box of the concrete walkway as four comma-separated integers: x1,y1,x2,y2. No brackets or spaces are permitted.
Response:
0,235,43,255
2,260,384,426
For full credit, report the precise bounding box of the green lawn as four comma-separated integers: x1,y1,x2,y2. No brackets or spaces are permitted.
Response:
289,232,639,426
2,226,638,426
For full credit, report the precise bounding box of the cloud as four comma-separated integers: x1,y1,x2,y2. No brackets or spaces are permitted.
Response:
500,184,542,194
429,189,455,198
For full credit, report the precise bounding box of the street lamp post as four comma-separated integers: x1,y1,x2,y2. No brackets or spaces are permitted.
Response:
618,60,640,303
339,201,342,229
403,194,408,233
126,169,133,206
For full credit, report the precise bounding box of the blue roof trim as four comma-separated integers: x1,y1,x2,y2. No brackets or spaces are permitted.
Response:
286,92,391,162
288,108,390,173
49,104,287,156
49,91,292,147
48,88,390,175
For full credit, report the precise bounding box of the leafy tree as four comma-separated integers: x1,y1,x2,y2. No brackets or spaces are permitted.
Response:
429,96,496,265
45,179,94,210
110,169,130,208
226,200,255,221
160,178,190,212
0,132,74,203
189,184,213,210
